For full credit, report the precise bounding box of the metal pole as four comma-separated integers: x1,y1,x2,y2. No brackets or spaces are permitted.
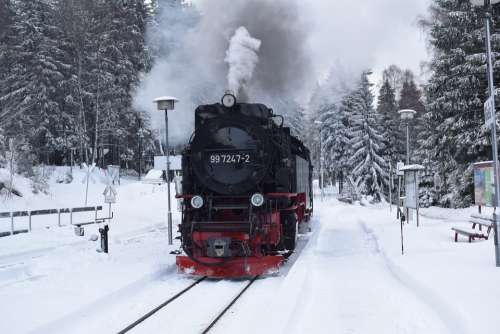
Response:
10,212,14,235
484,5,500,266
406,123,410,165
406,122,410,223
389,163,393,213
165,110,173,245
397,176,401,219
320,127,324,201
400,215,404,255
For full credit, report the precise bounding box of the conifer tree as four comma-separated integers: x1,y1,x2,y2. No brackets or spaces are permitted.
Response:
377,79,399,164
422,0,494,207
347,72,388,201
2,0,69,160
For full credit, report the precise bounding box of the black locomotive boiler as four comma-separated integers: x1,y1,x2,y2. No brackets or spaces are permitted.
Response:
176,93,313,277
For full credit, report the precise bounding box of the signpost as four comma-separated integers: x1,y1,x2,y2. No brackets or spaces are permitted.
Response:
99,168,118,254
484,96,495,127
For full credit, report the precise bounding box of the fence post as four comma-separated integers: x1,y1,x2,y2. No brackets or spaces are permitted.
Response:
94,206,98,224
28,211,32,232
70,208,73,225
58,209,61,227
10,212,14,235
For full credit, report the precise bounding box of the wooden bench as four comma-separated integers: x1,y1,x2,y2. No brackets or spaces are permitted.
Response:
451,214,494,242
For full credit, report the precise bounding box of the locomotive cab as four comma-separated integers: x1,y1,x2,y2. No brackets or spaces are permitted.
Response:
176,95,313,278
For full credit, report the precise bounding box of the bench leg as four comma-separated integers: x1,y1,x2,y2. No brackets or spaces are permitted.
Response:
455,232,458,242
468,236,472,243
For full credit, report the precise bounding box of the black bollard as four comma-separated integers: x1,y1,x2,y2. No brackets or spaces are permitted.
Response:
99,225,109,253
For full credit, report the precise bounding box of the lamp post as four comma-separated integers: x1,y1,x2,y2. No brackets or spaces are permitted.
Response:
314,120,324,201
398,109,416,165
471,0,500,267
154,96,179,245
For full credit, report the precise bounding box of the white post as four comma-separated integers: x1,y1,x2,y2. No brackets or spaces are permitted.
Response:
484,2,500,266
165,111,173,245
320,126,324,201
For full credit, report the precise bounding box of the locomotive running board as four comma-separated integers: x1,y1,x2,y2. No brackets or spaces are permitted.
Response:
176,255,283,278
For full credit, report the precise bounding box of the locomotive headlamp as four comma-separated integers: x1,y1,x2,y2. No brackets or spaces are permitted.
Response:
222,92,236,108
251,193,264,207
191,195,204,209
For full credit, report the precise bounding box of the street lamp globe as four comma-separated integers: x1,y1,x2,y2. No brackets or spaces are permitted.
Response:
398,109,416,121
154,96,178,111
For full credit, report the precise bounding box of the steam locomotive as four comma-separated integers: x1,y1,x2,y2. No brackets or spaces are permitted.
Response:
176,92,313,277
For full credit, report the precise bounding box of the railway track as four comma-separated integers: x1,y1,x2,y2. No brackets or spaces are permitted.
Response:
117,275,260,334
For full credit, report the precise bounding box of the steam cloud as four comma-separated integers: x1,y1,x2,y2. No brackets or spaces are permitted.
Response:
134,0,314,146
225,27,261,100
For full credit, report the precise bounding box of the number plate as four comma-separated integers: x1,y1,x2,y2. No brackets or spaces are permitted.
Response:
209,153,251,164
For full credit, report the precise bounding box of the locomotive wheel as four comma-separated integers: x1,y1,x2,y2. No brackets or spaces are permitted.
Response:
283,213,298,251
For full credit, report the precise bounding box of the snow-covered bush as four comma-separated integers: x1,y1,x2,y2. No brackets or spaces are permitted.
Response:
55,167,73,184
31,166,51,195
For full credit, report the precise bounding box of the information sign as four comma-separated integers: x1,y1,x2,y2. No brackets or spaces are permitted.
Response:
474,161,496,207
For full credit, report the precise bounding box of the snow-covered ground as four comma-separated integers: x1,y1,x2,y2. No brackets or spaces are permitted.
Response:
1,172,499,334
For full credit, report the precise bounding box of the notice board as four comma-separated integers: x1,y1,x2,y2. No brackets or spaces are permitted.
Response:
474,161,496,207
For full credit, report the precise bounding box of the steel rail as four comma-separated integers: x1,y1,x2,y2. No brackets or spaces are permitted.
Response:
201,275,260,334
116,276,207,334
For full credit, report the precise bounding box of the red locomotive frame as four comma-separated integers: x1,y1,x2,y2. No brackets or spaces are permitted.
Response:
176,192,312,278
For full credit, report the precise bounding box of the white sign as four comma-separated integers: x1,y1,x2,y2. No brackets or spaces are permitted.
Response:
103,185,117,203
396,162,405,176
484,96,495,127
154,155,182,171
404,171,418,209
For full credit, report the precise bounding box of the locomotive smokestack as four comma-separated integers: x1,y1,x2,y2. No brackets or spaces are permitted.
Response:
225,27,261,102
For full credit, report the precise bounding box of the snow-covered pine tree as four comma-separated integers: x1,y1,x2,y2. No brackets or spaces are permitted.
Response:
87,0,151,167
307,65,355,185
272,99,306,140
422,0,495,207
377,79,399,164
347,71,388,201
1,0,69,164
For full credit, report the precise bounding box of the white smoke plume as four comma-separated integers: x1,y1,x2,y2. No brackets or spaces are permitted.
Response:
225,27,261,100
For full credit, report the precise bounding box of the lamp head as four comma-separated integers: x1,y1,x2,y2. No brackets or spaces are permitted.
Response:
398,109,416,121
153,96,179,111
